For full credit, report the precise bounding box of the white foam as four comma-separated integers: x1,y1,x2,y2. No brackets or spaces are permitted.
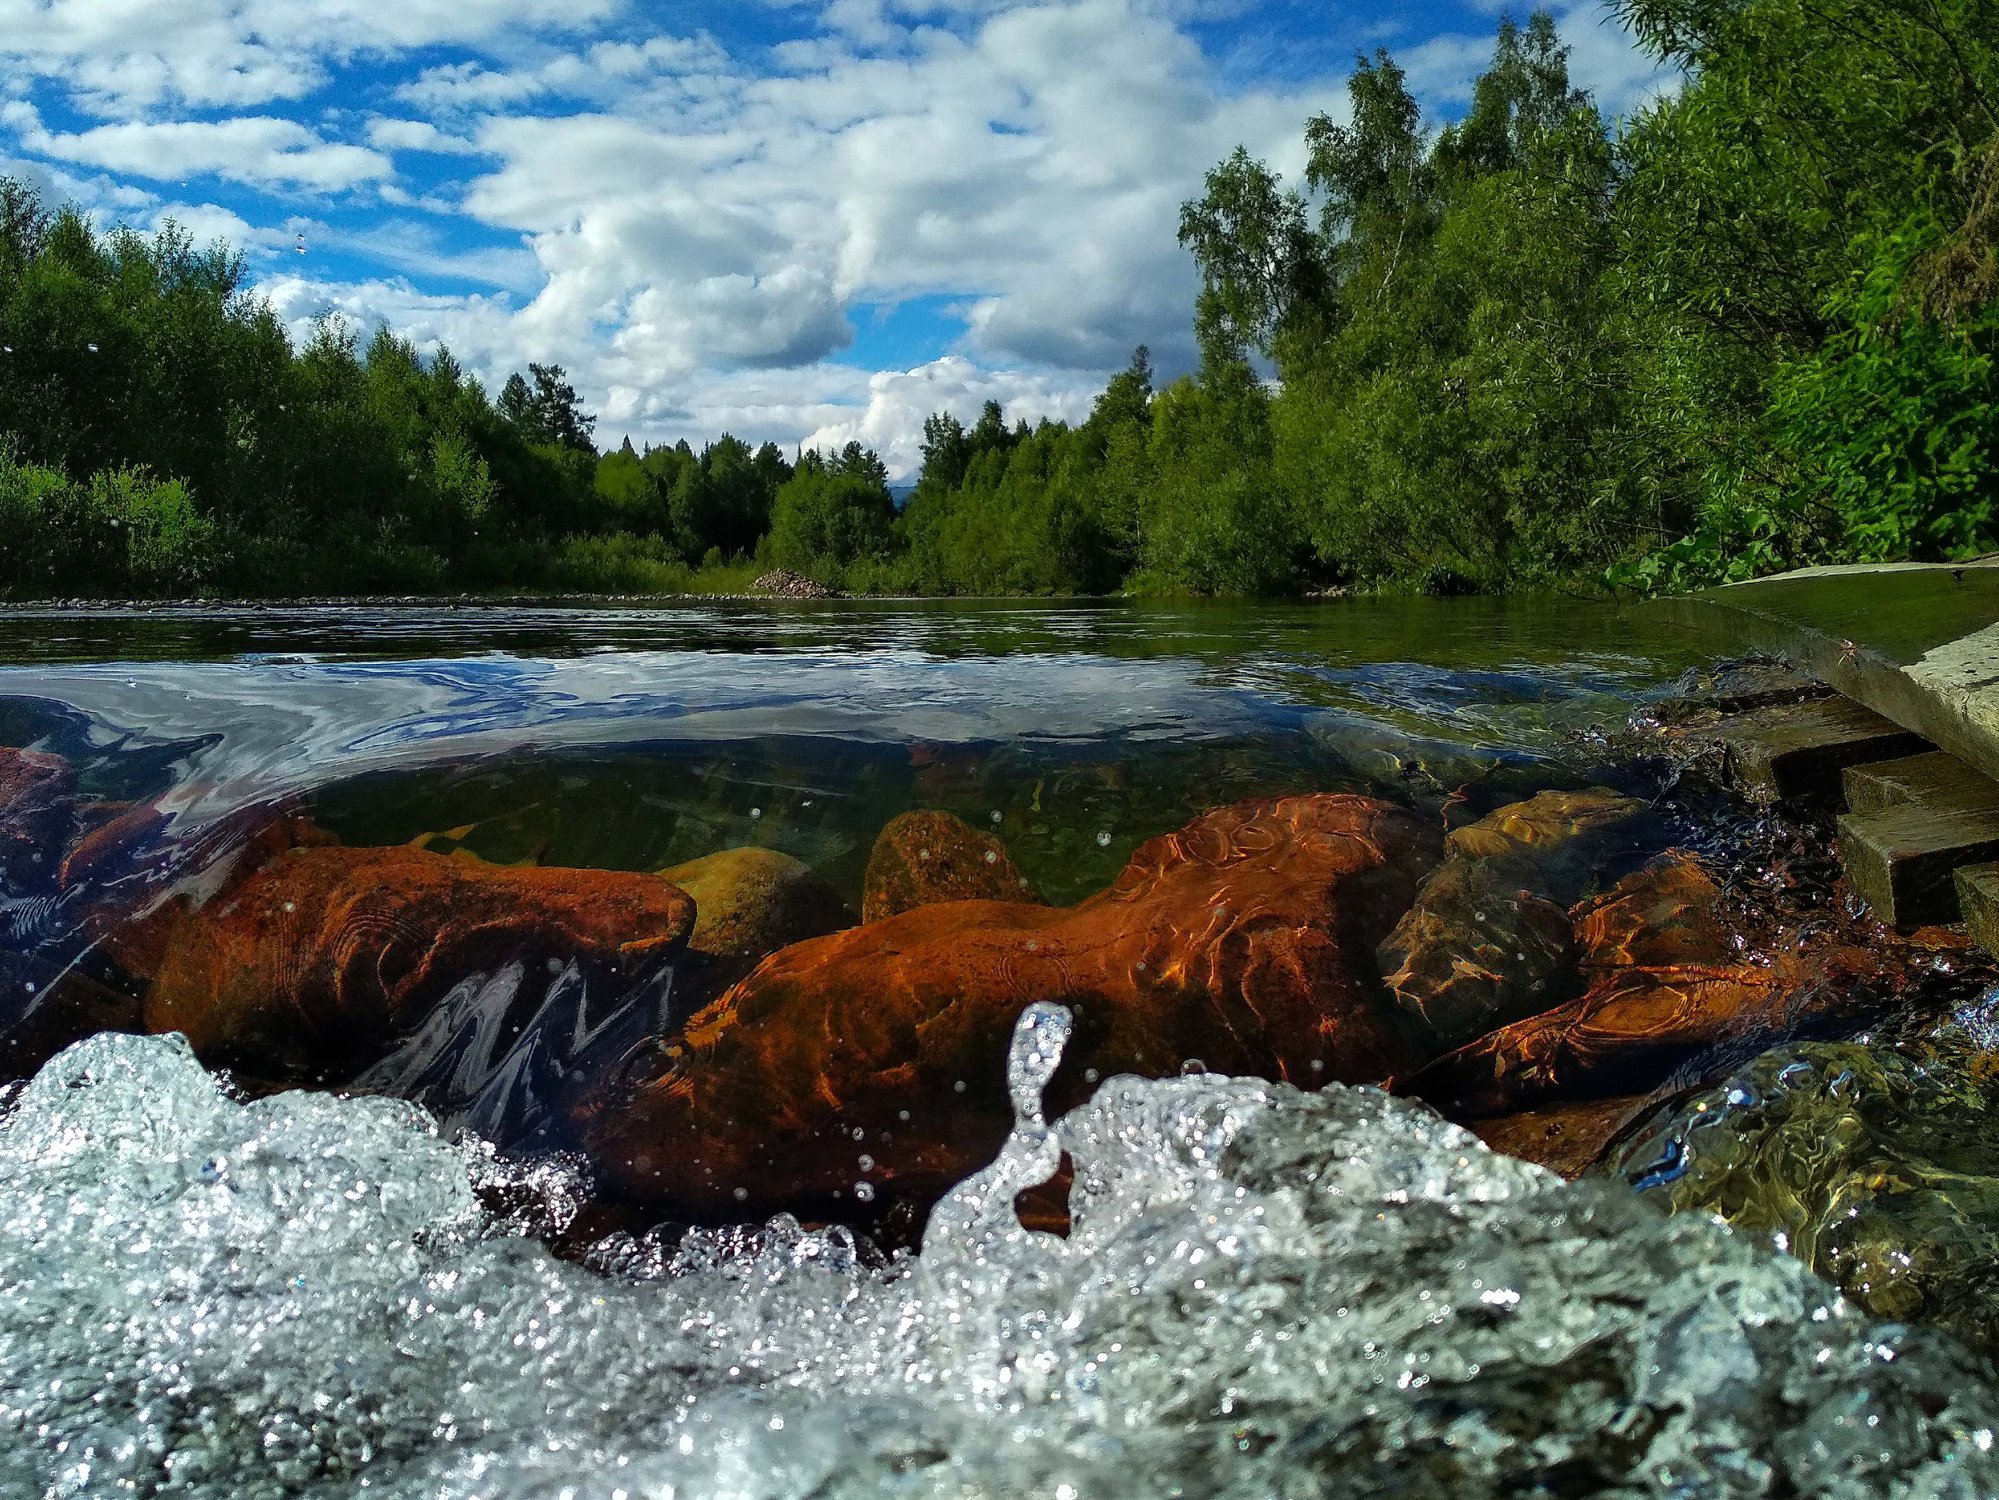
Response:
1,1018,1995,1497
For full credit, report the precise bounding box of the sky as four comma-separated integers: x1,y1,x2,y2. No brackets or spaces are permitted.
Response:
0,0,1673,479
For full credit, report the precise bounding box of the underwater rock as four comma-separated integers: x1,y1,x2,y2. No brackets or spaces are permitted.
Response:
585,794,1440,1216
1605,1027,1999,1353
0,951,141,1079
1378,789,1643,1051
1403,851,1895,1123
661,847,856,963
1471,1094,1658,1180
0,746,73,894
63,802,339,983
144,845,695,1082
861,808,1041,921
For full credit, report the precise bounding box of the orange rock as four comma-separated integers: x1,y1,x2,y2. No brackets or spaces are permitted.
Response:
585,794,1441,1216
1377,789,1643,1052
861,809,1040,922
1402,852,1893,1120
146,845,695,1082
0,746,73,893
64,801,338,983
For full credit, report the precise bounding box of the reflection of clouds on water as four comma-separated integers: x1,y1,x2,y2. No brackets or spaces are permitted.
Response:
0,636,1663,836
1,652,1235,819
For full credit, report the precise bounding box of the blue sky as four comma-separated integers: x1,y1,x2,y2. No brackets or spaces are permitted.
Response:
0,0,1670,476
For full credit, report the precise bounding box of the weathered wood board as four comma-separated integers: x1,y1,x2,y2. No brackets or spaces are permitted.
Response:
1843,751,1999,818
1841,803,1999,928
1709,697,1929,805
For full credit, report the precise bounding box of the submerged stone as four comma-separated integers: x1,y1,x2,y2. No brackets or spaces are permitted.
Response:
584,794,1440,1217
63,802,339,983
0,746,73,895
660,847,855,963
0,952,141,1079
145,845,695,1082
1403,851,1896,1126
861,809,1041,921
1378,788,1643,1051
1606,1026,1999,1354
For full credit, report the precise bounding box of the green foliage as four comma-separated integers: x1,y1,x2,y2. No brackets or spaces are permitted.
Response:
0,451,214,596
763,444,899,584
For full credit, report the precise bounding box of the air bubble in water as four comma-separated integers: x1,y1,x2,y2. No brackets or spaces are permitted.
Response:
853,1182,875,1203
3,1021,1998,1498
1096,831,1112,848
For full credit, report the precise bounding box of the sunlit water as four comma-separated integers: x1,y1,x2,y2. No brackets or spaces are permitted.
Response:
8,598,1990,1495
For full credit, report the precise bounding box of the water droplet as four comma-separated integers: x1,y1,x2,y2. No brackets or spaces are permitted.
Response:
749,807,762,820
983,849,998,864
731,1186,748,1202
989,810,1002,825
1096,830,1112,848
858,1154,874,1172
853,1181,875,1203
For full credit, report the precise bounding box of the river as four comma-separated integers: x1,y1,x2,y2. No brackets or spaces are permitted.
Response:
1,597,1995,1497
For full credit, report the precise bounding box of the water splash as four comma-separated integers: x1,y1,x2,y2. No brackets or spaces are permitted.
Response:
4,1015,1999,1496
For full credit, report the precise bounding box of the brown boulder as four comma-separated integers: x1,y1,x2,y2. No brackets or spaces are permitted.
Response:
64,801,339,983
146,845,695,1081
0,746,74,893
1378,789,1642,1051
663,847,856,960
1402,852,1893,1122
861,809,1040,922
584,794,1441,1216
1471,1094,1659,1181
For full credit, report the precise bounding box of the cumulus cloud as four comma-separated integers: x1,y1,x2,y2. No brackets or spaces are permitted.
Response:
0,0,1668,474
3,105,390,191
0,0,622,115
800,355,1102,477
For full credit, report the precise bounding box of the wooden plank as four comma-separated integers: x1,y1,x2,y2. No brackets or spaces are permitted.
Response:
1840,804,1999,927
1650,661,1830,726
1844,751,1999,817
1711,697,1930,806
1958,864,1999,955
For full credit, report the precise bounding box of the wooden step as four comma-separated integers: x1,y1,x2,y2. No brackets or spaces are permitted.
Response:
1840,803,1999,927
1651,662,1831,726
1957,864,1999,954
1843,751,1999,817
1710,697,1930,806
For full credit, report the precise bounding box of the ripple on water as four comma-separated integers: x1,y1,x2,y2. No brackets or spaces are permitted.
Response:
2,1014,1997,1498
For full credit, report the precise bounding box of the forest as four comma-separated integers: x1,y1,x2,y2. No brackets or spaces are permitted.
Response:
1,0,1995,599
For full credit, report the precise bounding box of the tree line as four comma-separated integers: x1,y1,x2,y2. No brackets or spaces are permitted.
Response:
2,0,1995,599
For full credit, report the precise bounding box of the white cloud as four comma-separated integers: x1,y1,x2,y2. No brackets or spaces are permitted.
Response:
3,106,390,192
800,355,1100,476
0,0,623,115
